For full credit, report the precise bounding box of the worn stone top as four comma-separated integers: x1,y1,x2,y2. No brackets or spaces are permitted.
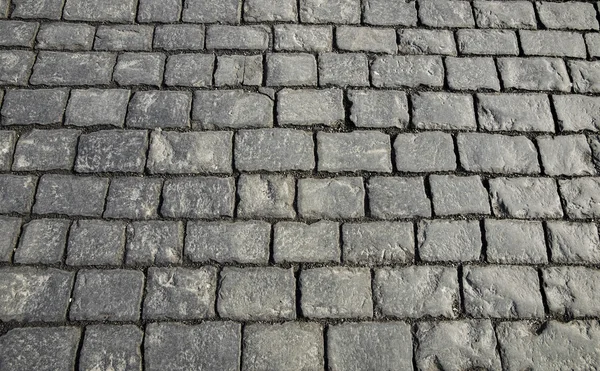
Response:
2,0,600,370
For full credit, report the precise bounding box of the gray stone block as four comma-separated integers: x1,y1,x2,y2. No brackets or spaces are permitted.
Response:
75,130,148,173
298,177,365,219
544,267,600,317
587,33,600,58
243,0,297,21
343,222,414,264
419,0,475,27
477,93,555,132
520,30,587,58
154,25,204,50
273,221,340,263
317,131,391,172
371,55,444,88
559,178,600,218
95,25,153,51
497,57,571,92
368,176,431,218
138,0,182,22
182,0,241,23
318,52,369,87
193,90,272,129
125,221,183,265
430,175,490,216
485,219,547,264
569,61,600,94
363,0,417,26
0,20,38,47
418,220,481,262
104,177,162,220
457,29,519,55
80,325,143,371
11,0,64,19
445,57,501,91
114,52,165,87
206,25,269,50
33,174,109,217
266,53,317,87
490,177,563,218
66,220,126,266
30,52,116,86
2,88,68,125
164,53,214,87
538,135,595,176
161,177,235,218
397,29,456,55
36,23,94,51
13,129,80,171
0,175,37,214
395,132,456,172
554,95,600,132
127,91,192,129
65,89,130,127
0,217,22,262
336,26,396,53
63,0,137,22
237,174,295,218
277,88,344,126
412,92,476,130
14,219,70,264
273,25,332,52
547,221,600,264
299,0,360,24
348,90,409,128
0,0,7,17
0,50,35,85
214,55,262,87
0,130,15,170
473,0,536,28
537,1,599,30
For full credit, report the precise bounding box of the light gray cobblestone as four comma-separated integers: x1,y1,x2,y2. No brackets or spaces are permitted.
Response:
418,220,481,262
298,177,365,219
520,30,587,58
412,92,476,130
445,57,501,91
547,221,600,264
497,57,571,92
554,95,600,132
237,174,295,219
66,220,126,266
161,177,235,219
537,1,599,30
165,54,214,87
273,25,332,52
214,55,262,87
79,325,143,371
154,25,204,50
317,131,391,172
430,175,490,216
104,177,162,220
397,29,456,55
569,61,600,94
485,219,547,264
477,93,555,132
14,219,70,264
372,55,444,88
348,90,409,128
363,0,416,26
318,53,369,87
368,176,431,219
299,0,360,24
336,26,396,54
418,0,475,28
489,177,563,219
95,25,153,51
457,29,519,55
125,221,183,265
343,222,414,265
206,25,269,51
559,177,600,219
543,267,600,318
273,221,340,263
277,88,344,126
394,132,456,172
36,23,94,51
473,0,536,29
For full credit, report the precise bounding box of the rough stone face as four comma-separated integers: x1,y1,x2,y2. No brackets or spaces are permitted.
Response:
418,220,482,262
161,177,235,218
243,0,297,21
457,29,519,55
11,0,65,19
430,175,490,216
477,93,555,132
113,52,165,87
63,0,137,22
368,176,431,218
30,52,116,86
127,91,192,129
587,33,600,58
66,220,126,266
75,130,148,173
214,55,262,87
0,50,35,85
125,221,183,266
485,219,547,264
237,174,295,218
412,92,476,130
520,30,587,58
348,90,409,128
206,25,269,50
547,221,600,264
14,219,70,264
445,57,501,91
328,322,413,370
273,221,340,263
79,325,143,371
277,88,344,126
497,57,571,92
569,61,600,94
318,52,369,87
342,222,414,265
463,265,545,318
0,130,15,171
489,177,563,218
33,175,109,217
317,131,391,172
397,29,456,55
95,25,153,51
182,0,241,23
41,23,93,50
394,132,455,172
336,26,396,53
536,1,599,30
13,129,80,171
538,135,595,176
274,25,332,52
154,25,205,50
164,53,214,87
2,88,68,126
298,177,365,219
193,90,272,129
104,177,162,220
543,267,600,317
371,55,444,88
419,0,475,28
363,0,416,26
554,95,600,132
375,266,459,318
559,178,600,219
65,89,130,127
266,53,317,87
473,0,536,28
301,267,372,318
0,175,37,214
138,0,182,22
299,0,360,24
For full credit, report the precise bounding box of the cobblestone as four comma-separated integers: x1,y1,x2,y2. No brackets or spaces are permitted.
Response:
273,25,332,52
237,174,295,218
79,325,143,371
30,52,116,86
165,54,214,87
37,23,94,51
125,221,183,265
75,130,148,173
161,177,235,219
418,220,481,262
66,220,126,266
412,92,476,130
473,0,536,29
95,25,153,51
371,55,444,88
547,221,600,264
397,29,456,55
273,221,339,263
104,177,162,219
430,175,490,216
0,21,40,48
348,90,409,128
367,176,431,218
318,52,369,87
520,30,587,58
14,219,70,264
457,29,519,55
317,131,391,172
543,267,600,318
13,129,80,171
485,219,547,264
490,177,563,218
497,57,571,92
2,88,68,126
558,177,600,218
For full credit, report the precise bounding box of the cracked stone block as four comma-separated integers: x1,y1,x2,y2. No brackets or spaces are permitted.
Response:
66,220,126,266
419,0,475,27
445,57,501,91
554,95,600,132
489,177,563,218
0,175,37,214
30,52,116,86
368,176,431,218
336,26,396,53
547,221,600,264
186,221,270,264
114,53,165,87
206,25,269,50
127,91,192,129
474,0,535,28
63,0,137,22
95,25,153,51
244,322,323,371
0,20,38,47
457,29,519,55
182,0,240,23
463,265,544,318
13,129,80,171
0,217,21,262
104,177,162,220
318,52,369,87
375,266,459,318
75,130,148,173
147,130,232,174
36,23,95,50
244,0,297,21
569,61,600,94
395,132,455,172
587,33,600,58
33,175,109,217
266,53,317,87
301,267,372,319
274,25,332,52
218,267,295,320
2,88,68,126
14,219,70,264
412,92,476,130
273,221,339,263
138,0,181,22
125,221,183,266
299,0,360,24
161,177,235,218
12,0,64,19
0,51,35,85
497,320,600,370
298,177,365,219
0,267,74,322
144,267,217,320
559,178,600,218
397,29,456,55
418,220,481,262
214,55,262,87
537,1,599,30
543,267,600,317
0,130,15,170
237,174,295,218
0,327,80,371
342,222,414,265
329,322,413,370
70,269,144,321
538,135,595,176
80,325,143,371
371,55,444,88
277,88,344,126
485,219,547,264
193,90,272,129
521,30,587,58
416,320,501,371
145,322,240,371
457,133,540,174
317,131,391,172
477,93,554,132
164,53,214,87
65,89,130,127
154,25,204,50
430,175,490,216
348,90,409,128
363,0,416,26
497,57,571,92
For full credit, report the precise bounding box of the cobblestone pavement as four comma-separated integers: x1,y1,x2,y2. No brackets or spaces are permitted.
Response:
2,0,600,370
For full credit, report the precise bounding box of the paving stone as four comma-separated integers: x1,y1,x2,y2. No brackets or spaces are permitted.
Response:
194,90,272,129
368,176,431,218
477,93,555,132
371,55,444,88
66,220,126,266
0,217,22,262
36,23,94,51
298,177,364,219
554,95,600,132
244,322,323,371
104,177,162,220
164,53,213,87
161,177,235,218
244,0,296,21
301,267,372,318
0,50,35,86
234,129,314,171
138,0,182,22
544,267,600,318
0,175,37,214
463,265,544,318
559,178,600,219
33,175,108,217
273,221,339,263
538,135,595,176
0,0,7,17
457,29,519,55
299,0,360,24
457,133,540,174
125,221,183,265
70,269,144,321
145,322,240,371
75,130,147,173
95,25,153,51
375,266,459,318
587,33,600,58
11,0,63,19
30,52,116,86
0,130,15,171
318,52,369,87
13,129,80,171
485,219,547,264
218,267,295,320
0,327,80,371
144,267,217,320
206,25,269,50
336,26,396,54
363,0,416,26
14,219,70,264
273,24,332,52
147,130,231,174
79,325,143,371
1,89,68,125
537,1,599,30
419,0,475,28
547,221,600,264
65,89,130,127
182,0,240,23
520,30,587,58
416,320,501,371
497,57,571,92
397,29,456,55
277,88,344,126
412,92,476,130
418,220,481,262
154,24,204,50
445,57,501,91
328,322,413,370
0,20,38,47
489,177,563,218
317,131,391,172
114,53,165,87
348,90,409,128
127,91,192,129
63,0,137,22
0,267,74,322
186,221,270,264
237,174,295,218
473,0,537,29
430,175,490,216
394,132,455,172
497,320,600,370
343,222,414,265
266,53,317,87
214,55,262,87
569,61,600,94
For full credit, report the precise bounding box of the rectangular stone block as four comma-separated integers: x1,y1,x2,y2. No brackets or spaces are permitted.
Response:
371,55,444,88
36,23,95,51
65,89,130,127
12,0,64,19
477,93,554,132
363,0,416,26
418,220,481,262
63,0,137,22
569,61,600,94
154,24,204,50
0,20,38,47
394,132,456,172
419,0,474,28
165,53,213,87
317,131,391,172
206,25,269,50
520,30,586,58
445,57,501,91
113,52,165,87
397,29,456,55
267,53,317,87
33,174,109,217
543,267,600,317
336,26,396,54
277,88,344,126
161,177,235,218
348,90,409,128
485,219,547,264
94,25,154,51
537,1,599,30
412,92,476,130
75,130,148,173
0,217,23,262
457,29,519,55
273,221,340,263
0,130,15,171
127,91,192,128
368,176,431,218
237,174,295,218
104,177,162,220
299,0,360,24
214,55,262,87
343,222,414,264
538,135,595,176
547,221,600,264
473,0,536,28
138,0,182,22
66,220,126,266
125,221,183,265
497,57,571,92
274,25,332,52
0,50,35,85
559,178,600,218
318,52,369,87
554,95,600,132
298,177,365,219
13,129,80,171
30,52,116,86
0,175,37,214
430,175,490,216
193,90,272,129
182,0,241,23
489,177,563,218
2,88,68,126
80,325,143,371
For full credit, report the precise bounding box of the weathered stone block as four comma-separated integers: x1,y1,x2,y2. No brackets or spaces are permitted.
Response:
14,219,70,264
430,175,490,216
237,174,295,218
489,177,563,218
368,176,431,218
273,221,340,263
343,222,414,264
277,88,344,126
485,219,547,264
348,90,409,128
193,90,272,129
164,53,214,87
65,89,130,127
125,221,183,266
161,177,235,218
66,220,126,266
418,220,481,262
298,177,365,219
30,52,116,86
75,130,148,173
80,325,143,371
33,175,108,217
13,129,80,171
127,91,192,129
371,55,444,88
104,177,162,220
